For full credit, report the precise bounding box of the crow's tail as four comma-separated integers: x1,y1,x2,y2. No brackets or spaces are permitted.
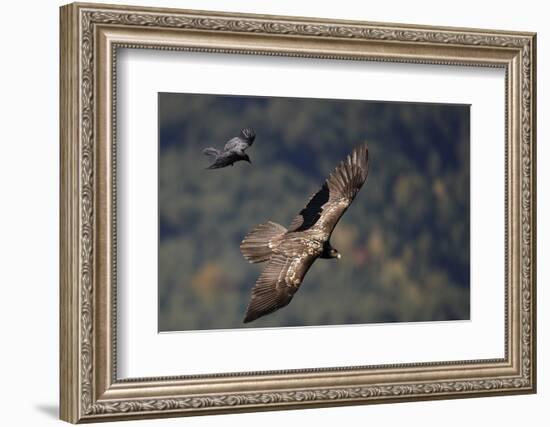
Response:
202,147,220,158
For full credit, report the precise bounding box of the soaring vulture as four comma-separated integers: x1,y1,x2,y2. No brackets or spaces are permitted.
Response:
240,144,369,323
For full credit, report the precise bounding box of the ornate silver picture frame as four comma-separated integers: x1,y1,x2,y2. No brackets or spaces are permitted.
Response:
60,2,536,423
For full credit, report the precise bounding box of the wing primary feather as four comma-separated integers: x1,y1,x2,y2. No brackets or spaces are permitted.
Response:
327,144,369,201
287,144,369,233
243,255,301,323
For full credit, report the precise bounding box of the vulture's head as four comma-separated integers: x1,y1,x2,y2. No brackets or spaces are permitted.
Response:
321,242,341,260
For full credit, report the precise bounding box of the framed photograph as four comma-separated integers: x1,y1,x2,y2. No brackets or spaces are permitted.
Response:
59,2,537,423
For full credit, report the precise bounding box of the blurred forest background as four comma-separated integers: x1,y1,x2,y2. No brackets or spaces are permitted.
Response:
158,92,470,332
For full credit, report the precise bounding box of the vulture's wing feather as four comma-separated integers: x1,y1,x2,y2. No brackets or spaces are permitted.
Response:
287,183,330,232
243,253,313,323
288,144,369,233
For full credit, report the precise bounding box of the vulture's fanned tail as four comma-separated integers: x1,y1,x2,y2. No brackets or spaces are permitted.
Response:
240,221,287,263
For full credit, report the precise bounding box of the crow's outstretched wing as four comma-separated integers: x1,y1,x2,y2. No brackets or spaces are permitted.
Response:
243,253,315,323
287,144,369,235
224,136,251,152
206,151,236,169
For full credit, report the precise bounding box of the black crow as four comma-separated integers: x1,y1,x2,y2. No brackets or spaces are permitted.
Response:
202,127,255,169
240,145,369,323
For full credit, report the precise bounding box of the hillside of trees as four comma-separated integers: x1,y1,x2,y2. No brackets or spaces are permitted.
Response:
158,92,470,331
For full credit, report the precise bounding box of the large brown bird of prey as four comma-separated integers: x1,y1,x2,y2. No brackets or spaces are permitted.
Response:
240,145,369,323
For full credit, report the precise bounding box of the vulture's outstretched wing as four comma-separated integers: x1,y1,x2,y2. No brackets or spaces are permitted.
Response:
243,253,314,323
224,136,251,152
288,144,369,234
